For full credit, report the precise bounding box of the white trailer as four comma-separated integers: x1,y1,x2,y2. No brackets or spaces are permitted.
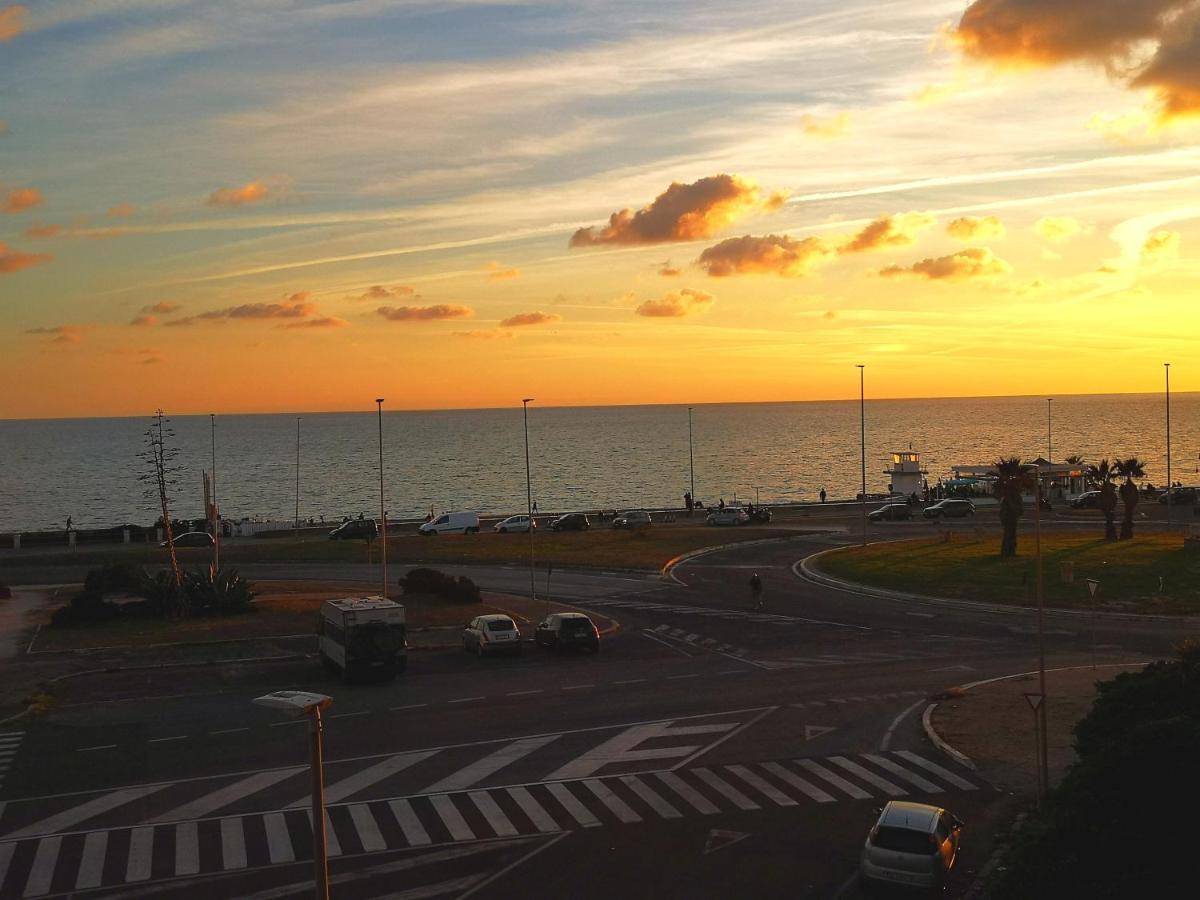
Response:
318,596,407,682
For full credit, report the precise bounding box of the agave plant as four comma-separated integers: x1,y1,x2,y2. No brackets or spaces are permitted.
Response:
184,567,255,616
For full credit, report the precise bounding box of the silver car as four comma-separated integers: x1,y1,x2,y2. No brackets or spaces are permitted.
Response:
859,801,962,893
612,510,651,529
462,614,523,657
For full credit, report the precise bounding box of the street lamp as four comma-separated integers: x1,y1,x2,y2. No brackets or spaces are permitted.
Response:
210,413,219,571
253,691,332,900
688,406,695,517
1046,398,1053,466
522,399,536,604
295,417,301,529
1165,363,1172,527
857,364,867,547
376,399,387,601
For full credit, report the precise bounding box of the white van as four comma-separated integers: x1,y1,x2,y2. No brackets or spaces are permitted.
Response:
318,596,406,682
418,511,480,535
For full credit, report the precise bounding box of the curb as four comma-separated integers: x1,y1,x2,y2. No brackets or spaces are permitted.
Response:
796,546,1200,626
662,535,818,585
921,702,976,770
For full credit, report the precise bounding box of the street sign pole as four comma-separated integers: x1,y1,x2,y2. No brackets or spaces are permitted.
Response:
1086,578,1100,670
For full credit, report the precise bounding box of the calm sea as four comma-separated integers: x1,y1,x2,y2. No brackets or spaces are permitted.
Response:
0,394,1194,532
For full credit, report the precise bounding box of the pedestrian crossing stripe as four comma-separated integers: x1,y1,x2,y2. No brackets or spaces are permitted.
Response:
0,733,22,792
0,751,982,897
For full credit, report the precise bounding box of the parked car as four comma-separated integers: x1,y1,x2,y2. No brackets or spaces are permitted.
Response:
923,499,975,519
493,514,535,534
329,519,378,541
534,612,599,653
859,801,963,894
418,511,481,535
462,614,522,657
550,513,590,532
1071,491,1101,509
1159,487,1198,505
707,507,749,526
869,503,912,522
612,510,651,529
163,530,215,548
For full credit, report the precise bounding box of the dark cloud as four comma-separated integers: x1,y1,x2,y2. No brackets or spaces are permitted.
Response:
500,311,561,327
376,304,473,322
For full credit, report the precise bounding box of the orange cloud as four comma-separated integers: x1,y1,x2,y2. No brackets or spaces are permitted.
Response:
570,174,786,247
486,261,521,281
839,212,935,254
206,180,273,208
1142,229,1181,261
879,247,1012,281
376,304,472,322
949,0,1200,122
107,204,138,218
166,292,318,326
454,329,515,340
22,222,62,239
800,112,851,138
658,261,682,277
0,5,25,42
354,285,416,301
0,241,51,273
284,317,348,329
130,315,159,327
697,234,833,277
1034,215,1084,242
500,311,561,327
947,215,1006,241
3,186,42,213
0,120,7,135
26,324,94,345
635,288,715,318
142,301,181,314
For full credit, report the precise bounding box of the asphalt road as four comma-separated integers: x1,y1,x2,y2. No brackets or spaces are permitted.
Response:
0,529,1187,899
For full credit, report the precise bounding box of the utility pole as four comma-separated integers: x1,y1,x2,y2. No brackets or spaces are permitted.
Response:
376,399,387,601
857,364,867,547
523,399,536,603
1046,398,1053,465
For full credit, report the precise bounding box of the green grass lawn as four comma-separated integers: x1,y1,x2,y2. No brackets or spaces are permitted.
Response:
818,533,1200,614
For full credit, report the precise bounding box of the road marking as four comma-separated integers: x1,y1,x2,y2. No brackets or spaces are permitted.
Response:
388,798,432,846
331,710,370,719
641,630,694,656
423,734,559,794
761,762,835,803
667,673,701,680
221,817,247,869
863,755,943,792
349,803,387,852
614,678,646,685
176,820,200,875
506,786,560,833
505,690,542,697
469,791,518,836
620,774,682,819
693,768,758,811
716,669,747,676
158,767,304,822
583,779,641,823
655,771,720,814
126,826,154,881
263,812,295,862
725,765,798,807
561,684,594,691
25,834,61,896
684,633,699,642
296,750,436,808
148,735,188,744
430,794,474,841
548,721,736,780
391,703,429,710
671,706,778,770
77,744,118,752
211,727,250,735
880,699,926,752
829,757,906,796
447,697,485,704
456,833,569,900
546,782,601,827
306,809,342,857
0,843,15,891
8,783,168,839
270,719,305,727
75,830,107,889
795,759,871,799
893,751,978,790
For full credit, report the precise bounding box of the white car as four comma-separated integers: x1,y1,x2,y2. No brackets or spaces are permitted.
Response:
493,514,535,533
859,801,963,893
706,507,749,526
462,614,522,657
418,511,480,535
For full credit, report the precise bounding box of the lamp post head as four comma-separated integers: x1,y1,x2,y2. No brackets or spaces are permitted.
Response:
522,397,534,404
375,398,384,404
253,690,332,717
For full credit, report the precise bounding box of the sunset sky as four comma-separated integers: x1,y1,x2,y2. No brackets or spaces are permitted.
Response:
2,0,1199,418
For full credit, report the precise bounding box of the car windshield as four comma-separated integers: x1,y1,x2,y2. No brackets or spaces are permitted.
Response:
872,826,935,854
486,619,515,631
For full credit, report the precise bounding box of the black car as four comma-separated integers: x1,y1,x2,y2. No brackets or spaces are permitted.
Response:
1071,491,1101,508
329,519,379,540
868,503,912,522
550,513,591,532
535,613,599,653
923,499,976,519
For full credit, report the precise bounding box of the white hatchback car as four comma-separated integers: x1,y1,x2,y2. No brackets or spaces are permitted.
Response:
706,507,749,526
859,801,963,894
493,515,535,533
462,614,522,657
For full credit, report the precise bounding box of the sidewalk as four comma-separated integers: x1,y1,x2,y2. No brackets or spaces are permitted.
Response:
930,661,1146,794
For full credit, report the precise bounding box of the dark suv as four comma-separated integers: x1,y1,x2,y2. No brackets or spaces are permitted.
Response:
550,513,591,532
329,519,379,540
535,613,600,653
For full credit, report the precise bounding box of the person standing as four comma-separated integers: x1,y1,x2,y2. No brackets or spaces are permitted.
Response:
748,572,764,610
819,488,827,504
684,491,693,516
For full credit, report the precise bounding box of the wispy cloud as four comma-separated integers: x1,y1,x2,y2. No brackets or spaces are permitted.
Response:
800,111,851,138
486,261,521,281
165,291,321,326
0,4,25,42
206,180,280,208
1034,216,1084,243
947,215,1006,241
500,311,560,327
2,186,42,214
0,241,51,274
26,323,94,344
376,304,472,321
880,247,1011,281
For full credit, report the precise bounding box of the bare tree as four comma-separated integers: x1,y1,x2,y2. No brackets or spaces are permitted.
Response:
139,410,184,607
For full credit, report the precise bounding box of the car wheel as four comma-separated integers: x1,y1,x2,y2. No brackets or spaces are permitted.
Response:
499,527,507,534
476,642,484,658
463,528,470,535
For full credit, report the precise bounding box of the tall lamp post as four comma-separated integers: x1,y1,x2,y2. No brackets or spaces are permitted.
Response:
857,364,867,547
688,406,696,516
1046,398,1053,465
254,691,332,900
522,399,536,603
1165,363,1172,527
210,413,219,570
376,399,387,601
295,417,301,529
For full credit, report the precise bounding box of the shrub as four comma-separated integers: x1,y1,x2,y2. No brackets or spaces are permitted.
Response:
398,567,481,604
183,567,255,616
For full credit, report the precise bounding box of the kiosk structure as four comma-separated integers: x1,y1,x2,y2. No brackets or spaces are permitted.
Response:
886,450,928,497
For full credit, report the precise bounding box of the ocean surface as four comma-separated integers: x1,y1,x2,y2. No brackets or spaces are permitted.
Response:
0,394,1195,532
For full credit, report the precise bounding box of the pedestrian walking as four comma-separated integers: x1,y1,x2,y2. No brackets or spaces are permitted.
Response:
819,488,826,504
719,497,725,510
748,572,764,610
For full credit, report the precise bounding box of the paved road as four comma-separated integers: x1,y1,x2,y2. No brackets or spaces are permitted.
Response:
0,530,1183,898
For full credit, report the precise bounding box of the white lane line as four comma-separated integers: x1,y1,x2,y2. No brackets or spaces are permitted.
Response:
548,721,733,780
77,745,118,752
211,727,250,736
880,698,927,752
561,684,594,691
126,826,154,882
331,711,369,719
391,703,429,711
388,799,432,846
546,782,601,828
429,794,475,841
716,669,748,676
583,779,641,823
270,720,305,727
893,751,978,791
655,771,720,814
613,679,646,685
158,767,305,822
469,791,518,837
506,787,560,833
423,734,560,794
693,768,759,811
294,749,437,808
829,757,906,796
75,830,108,889
349,803,387,852
620,775,681,819
667,673,701,680
176,820,200,875
761,762,835,803
863,755,943,793
306,810,342,858
505,690,542,697
725,765,798,807
25,834,61,897
148,735,188,744
684,633,700,643
447,697,485,704
795,759,872,799
8,783,168,839
0,842,15,891
221,817,247,870
264,812,295,863
671,706,778,771
641,630,693,656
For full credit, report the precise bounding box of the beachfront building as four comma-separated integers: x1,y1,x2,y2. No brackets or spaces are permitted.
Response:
885,451,928,498
948,458,1087,500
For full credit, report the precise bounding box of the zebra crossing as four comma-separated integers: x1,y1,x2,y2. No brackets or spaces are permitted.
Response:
649,624,748,657
0,750,982,897
0,733,21,793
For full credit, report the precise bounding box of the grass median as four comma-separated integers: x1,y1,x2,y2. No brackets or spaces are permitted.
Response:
817,533,1200,614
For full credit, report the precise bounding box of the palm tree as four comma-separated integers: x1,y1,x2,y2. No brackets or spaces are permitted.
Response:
1114,456,1146,539
993,456,1032,557
1086,458,1118,541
